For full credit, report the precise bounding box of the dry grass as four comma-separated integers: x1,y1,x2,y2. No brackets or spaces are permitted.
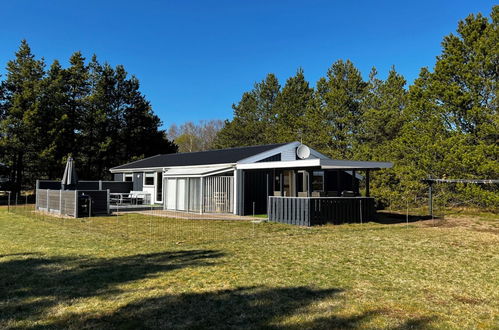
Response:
0,206,498,329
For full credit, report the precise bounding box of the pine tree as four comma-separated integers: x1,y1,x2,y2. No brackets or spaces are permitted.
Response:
0,40,45,192
304,60,366,159
356,66,407,158
215,74,281,148
270,68,313,143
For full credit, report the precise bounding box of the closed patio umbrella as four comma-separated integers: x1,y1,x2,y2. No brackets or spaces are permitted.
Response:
61,156,78,190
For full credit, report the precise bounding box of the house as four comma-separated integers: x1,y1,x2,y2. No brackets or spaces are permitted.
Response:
110,142,392,219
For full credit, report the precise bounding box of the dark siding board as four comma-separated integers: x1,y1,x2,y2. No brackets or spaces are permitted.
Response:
38,180,62,190
102,181,133,193
78,190,108,215
114,173,123,181
133,173,143,191
257,153,281,162
77,181,99,190
243,170,272,215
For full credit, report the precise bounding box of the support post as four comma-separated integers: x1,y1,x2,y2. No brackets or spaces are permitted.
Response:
337,170,341,195
233,170,238,215
307,171,312,196
429,183,433,218
200,176,204,214
279,171,284,196
365,170,370,197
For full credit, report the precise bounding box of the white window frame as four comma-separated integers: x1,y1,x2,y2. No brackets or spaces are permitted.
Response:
123,173,133,182
143,172,155,186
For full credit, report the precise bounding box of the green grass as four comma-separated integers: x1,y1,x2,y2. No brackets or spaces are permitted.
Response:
0,206,498,329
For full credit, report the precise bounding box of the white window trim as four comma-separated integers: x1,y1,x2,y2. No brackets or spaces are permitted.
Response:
123,173,133,182
143,172,155,187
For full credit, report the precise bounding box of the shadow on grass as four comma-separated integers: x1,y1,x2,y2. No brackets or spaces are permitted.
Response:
50,287,438,329
0,250,223,326
1,252,438,329
54,286,357,329
375,211,437,225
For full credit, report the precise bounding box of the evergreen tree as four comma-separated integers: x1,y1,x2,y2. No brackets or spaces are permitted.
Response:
390,7,499,207
0,40,45,192
215,74,280,148
0,43,176,185
304,60,366,159
270,68,312,143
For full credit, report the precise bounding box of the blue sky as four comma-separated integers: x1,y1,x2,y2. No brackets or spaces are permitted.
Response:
0,1,495,128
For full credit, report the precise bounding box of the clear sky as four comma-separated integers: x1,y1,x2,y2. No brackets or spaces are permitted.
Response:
0,1,495,128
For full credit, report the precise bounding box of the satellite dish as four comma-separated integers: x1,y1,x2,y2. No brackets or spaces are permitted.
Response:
296,145,310,159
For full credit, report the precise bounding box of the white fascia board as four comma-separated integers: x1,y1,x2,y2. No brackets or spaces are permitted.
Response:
110,163,236,174
237,142,300,164
162,164,236,178
110,166,164,174
320,159,393,169
237,159,321,170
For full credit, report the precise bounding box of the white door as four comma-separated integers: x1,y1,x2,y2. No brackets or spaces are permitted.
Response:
177,178,187,211
166,179,177,210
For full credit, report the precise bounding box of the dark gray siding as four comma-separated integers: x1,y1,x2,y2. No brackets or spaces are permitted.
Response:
133,172,143,191
114,173,123,181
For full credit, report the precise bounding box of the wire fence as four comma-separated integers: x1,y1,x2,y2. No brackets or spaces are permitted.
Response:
1,187,496,247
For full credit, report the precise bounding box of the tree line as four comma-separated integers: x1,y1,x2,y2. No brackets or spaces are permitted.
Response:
215,7,498,208
0,41,177,192
167,120,224,153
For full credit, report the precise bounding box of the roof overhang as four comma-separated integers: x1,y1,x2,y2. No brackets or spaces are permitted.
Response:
163,164,235,178
320,159,393,170
236,159,392,170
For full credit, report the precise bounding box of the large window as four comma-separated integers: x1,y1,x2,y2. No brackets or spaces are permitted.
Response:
144,172,154,186
312,171,324,192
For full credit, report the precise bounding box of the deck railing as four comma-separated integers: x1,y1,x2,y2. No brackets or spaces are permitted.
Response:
268,196,375,226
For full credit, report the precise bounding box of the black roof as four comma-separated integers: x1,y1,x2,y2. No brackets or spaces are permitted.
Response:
111,143,288,171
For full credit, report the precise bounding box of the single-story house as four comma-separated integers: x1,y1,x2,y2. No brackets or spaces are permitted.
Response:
110,142,392,218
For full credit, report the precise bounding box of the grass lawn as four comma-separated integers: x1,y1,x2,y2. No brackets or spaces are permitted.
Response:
0,207,498,329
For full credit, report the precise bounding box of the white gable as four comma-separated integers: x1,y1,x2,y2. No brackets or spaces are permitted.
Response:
238,142,328,164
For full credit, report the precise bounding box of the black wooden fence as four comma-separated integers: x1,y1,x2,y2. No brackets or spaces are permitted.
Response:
37,180,133,193
268,196,375,226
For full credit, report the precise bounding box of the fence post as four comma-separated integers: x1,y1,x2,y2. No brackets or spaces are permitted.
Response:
59,190,62,214
88,195,92,218
406,199,409,228
46,189,50,213
74,190,78,218
7,191,11,212
107,189,110,215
